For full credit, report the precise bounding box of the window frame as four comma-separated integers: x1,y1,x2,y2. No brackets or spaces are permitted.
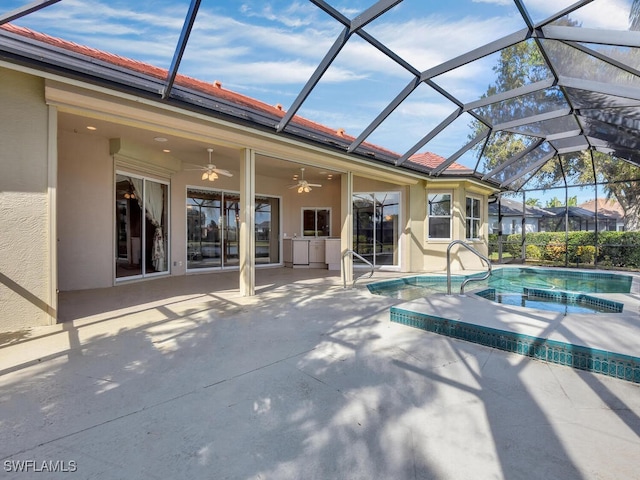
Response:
115,171,170,282
427,192,452,240
301,207,331,238
465,195,482,240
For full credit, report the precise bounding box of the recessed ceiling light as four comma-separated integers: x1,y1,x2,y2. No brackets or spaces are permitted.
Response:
154,136,168,142
163,149,171,153
86,126,97,131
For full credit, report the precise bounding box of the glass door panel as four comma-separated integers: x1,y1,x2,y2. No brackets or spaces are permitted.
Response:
353,194,375,265
187,190,222,269
116,174,169,279
255,196,280,264
352,192,400,267
376,193,399,266
145,180,169,274
224,195,241,267
115,174,143,278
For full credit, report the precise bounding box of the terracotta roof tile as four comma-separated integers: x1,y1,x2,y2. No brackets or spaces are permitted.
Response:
1,23,467,173
405,152,470,171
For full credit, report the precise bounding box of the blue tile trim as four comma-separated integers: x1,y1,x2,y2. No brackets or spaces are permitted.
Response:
390,306,640,384
475,288,624,313
368,268,633,295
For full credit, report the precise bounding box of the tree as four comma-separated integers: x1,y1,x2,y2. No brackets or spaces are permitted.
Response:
544,195,577,208
471,11,640,230
525,198,541,207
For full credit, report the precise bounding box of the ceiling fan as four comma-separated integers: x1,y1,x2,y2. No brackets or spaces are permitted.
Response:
185,148,233,181
289,167,321,193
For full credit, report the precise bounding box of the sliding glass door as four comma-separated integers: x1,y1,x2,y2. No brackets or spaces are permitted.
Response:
187,190,222,268
115,173,169,280
187,188,280,270
256,196,280,265
223,195,240,267
353,192,400,267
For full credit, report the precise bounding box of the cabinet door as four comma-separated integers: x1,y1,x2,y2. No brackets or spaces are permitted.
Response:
293,240,309,264
309,240,325,263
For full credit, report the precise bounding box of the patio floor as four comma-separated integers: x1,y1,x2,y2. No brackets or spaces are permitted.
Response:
1,268,639,479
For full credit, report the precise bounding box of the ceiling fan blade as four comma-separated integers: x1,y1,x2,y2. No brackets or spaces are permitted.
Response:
307,183,322,187
214,169,233,177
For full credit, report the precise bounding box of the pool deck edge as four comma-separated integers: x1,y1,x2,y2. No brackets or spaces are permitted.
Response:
391,293,640,383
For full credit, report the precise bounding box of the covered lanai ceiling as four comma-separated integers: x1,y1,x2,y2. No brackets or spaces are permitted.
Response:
3,0,640,191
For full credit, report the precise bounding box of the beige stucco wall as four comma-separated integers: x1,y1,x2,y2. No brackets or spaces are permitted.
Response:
281,176,341,239
0,68,53,329
424,181,492,272
57,130,113,291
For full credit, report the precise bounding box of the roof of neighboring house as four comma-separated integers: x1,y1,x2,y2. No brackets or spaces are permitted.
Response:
0,23,477,179
489,197,625,221
488,197,556,218
545,206,618,220
579,199,624,220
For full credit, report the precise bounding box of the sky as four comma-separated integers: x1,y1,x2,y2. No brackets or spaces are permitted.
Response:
3,0,636,203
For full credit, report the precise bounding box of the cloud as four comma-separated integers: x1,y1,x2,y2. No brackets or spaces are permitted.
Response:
239,1,319,28
524,0,633,29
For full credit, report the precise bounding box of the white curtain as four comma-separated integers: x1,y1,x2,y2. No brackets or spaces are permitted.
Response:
130,177,143,206
144,181,166,272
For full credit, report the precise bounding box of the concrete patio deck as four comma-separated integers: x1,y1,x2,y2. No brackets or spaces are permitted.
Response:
1,268,639,479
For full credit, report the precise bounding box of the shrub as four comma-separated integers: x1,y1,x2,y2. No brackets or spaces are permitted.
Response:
525,244,542,260
487,231,640,269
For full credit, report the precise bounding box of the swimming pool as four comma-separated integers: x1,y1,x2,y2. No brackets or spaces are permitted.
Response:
368,268,632,312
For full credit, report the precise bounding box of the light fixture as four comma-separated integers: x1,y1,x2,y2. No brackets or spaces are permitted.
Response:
289,167,321,193
184,147,233,182
154,136,168,142
202,171,218,181
124,184,135,199
86,125,97,131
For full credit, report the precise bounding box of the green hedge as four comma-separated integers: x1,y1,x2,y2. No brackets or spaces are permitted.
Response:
488,231,640,269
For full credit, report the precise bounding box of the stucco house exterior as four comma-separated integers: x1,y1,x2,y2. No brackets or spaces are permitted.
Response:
0,24,500,331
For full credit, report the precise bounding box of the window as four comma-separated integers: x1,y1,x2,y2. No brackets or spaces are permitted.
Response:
428,193,451,239
302,208,331,237
466,197,481,240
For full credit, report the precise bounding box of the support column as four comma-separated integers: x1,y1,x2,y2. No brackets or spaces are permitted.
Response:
341,171,353,285
239,148,255,296
48,105,58,324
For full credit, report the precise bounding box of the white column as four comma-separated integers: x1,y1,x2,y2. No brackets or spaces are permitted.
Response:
341,171,353,285
239,148,255,296
48,105,58,324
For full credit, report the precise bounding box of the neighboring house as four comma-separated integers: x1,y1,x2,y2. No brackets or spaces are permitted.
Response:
544,206,621,232
488,198,557,234
489,198,626,235
579,199,625,231
0,24,500,331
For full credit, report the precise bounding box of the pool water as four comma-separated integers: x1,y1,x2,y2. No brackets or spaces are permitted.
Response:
476,288,624,314
367,268,632,314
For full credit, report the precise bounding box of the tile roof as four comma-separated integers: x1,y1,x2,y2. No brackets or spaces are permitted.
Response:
579,199,624,219
404,152,471,172
1,23,470,175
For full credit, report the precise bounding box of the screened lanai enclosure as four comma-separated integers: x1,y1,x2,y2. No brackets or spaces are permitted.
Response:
2,0,640,270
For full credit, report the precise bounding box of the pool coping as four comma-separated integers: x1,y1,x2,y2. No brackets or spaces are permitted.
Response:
387,286,640,383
